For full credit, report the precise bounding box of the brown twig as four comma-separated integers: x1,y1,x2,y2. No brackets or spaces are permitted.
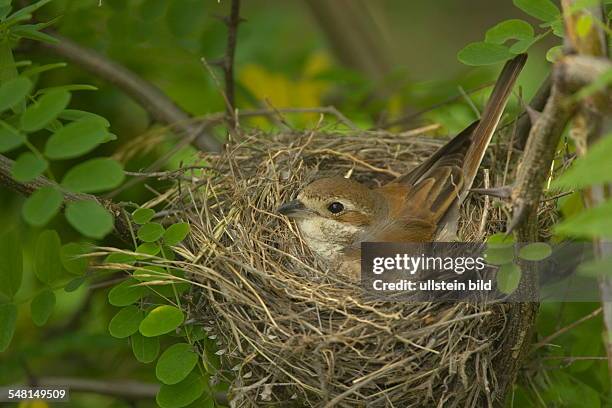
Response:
491,81,575,404
38,32,222,152
533,307,603,349
223,0,242,119
507,82,576,236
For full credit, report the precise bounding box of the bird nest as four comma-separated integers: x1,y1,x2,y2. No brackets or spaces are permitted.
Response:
151,127,557,407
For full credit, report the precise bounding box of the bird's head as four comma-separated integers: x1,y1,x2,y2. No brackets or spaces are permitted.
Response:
277,177,384,257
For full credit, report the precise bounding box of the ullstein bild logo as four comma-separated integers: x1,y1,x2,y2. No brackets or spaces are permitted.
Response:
360,242,605,303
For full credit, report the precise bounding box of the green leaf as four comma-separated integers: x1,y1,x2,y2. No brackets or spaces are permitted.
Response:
44,119,109,160
131,332,160,363
0,76,32,112
105,252,137,264
486,233,515,249
108,278,147,306
11,25,59,44
485,19,534,44
138,222,165,243
546,45,563,63
513,0,561,22
555,200,612,238
6,0,52,24
553,135,612,189
156,372,205,408
457,42,514,66
34,229,65,285
156,343,199,385
148,281,190,299
140,305,184,337
64,276,86,292
484,247,515,265
38,84,97,94
185,396,215,408
21,62,67,77
65,200,114,239
0,120,26,153
133,208,155,224
164,223,190,246
161,245,176,261
0,229,23,299
20,90,71,132
0,0,9,16
61,158,125,193
181,325,206,342
58,109,110,127
11,152,47,182
0,303,17,352
60,242,90,275
140,0,166,20
549,19,565,37
518,242,552,261
22,186,63,227
497,263,522,294
136,242,161,258
509,36,539,54
65,201,114,239
109,305,144,338
30,289,55,327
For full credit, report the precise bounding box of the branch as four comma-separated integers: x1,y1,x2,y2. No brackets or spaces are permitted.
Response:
508,82,576,237
38,32,222,152
491,80,575,406
223,0,241,118
0,154,132,242
560,0,612,380
494,3,611,398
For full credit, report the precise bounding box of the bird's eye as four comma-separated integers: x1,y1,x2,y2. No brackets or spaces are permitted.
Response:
327,202,344,214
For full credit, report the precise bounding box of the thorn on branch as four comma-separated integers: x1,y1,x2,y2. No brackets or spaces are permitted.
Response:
506,199,528,235
208,57,226,68
471,185,513,199
524,105,542,126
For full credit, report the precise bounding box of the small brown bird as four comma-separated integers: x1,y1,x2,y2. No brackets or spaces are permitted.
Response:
278,54,527,271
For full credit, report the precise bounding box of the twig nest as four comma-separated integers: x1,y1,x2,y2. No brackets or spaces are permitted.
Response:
165,129,552,407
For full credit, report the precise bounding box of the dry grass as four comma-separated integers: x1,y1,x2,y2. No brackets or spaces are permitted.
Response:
127,127,560,407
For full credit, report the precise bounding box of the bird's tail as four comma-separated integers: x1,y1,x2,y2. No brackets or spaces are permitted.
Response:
459,53,527,200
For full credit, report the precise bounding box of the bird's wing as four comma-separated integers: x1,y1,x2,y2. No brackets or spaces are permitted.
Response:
376,54,527,240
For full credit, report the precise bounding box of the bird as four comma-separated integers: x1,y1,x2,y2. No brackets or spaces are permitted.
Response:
277,54,527,275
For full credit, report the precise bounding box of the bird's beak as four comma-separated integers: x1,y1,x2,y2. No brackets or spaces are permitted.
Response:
277,199,308,218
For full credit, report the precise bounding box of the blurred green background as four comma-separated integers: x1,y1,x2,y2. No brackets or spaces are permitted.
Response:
0,0,607,407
